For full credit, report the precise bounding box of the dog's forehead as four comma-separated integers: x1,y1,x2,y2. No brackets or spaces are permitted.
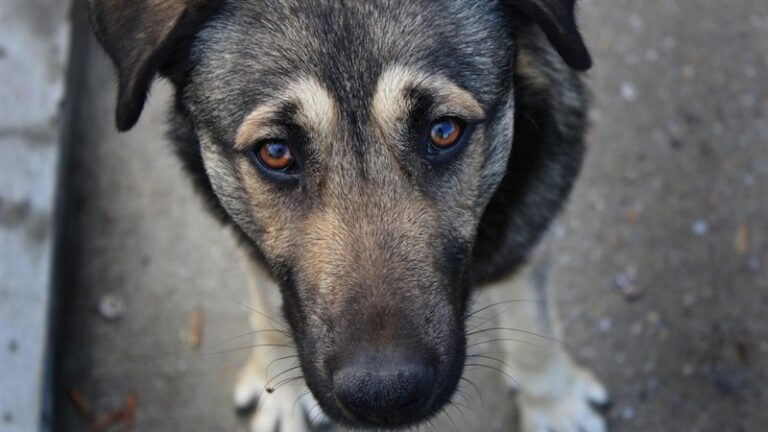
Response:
190,0,508,138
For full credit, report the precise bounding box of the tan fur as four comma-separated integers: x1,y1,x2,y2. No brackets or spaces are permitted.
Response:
235,105,281,151
516,47,550,89
234,159,295,255
235,76,338,151
372,65,486,143
290,77,339,140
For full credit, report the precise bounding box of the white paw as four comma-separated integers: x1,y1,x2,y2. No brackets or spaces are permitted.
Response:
235,358,330,431
519,366,609,432
251,387,329,432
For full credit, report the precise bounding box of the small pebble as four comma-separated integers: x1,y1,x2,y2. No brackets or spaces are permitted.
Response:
741,93,756,108
621,406,636,420
666,120,682,136
744,65,757,77
616,266,643,300
642,361,655,374
646,377,659,391
589,192,606,211
645,49,659,62
620,82,638,102
734,224,749,255
682,363,695,377
662,36,676,50
646,311,661,325
709,366,747,395
630,321,644,336
2,412,12,423
7,339,18,353
552,223,567,239
97,293,126,321
692,220,708,236
750,15,767,29
682,292,696,307
599,317,613,332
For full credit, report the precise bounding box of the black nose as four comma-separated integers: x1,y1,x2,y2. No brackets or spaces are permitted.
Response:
333,350,435,425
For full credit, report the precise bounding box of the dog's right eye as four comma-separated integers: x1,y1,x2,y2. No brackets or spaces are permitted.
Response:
254,141,297,172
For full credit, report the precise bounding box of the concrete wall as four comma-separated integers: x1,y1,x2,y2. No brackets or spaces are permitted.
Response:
0,1,72,431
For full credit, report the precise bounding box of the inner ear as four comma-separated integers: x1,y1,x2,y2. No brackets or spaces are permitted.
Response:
504,0,592,71
88,0,221,131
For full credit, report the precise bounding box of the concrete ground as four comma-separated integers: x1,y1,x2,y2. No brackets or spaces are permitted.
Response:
54,1,767,431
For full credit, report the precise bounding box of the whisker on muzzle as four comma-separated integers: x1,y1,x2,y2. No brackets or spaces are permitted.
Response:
466,337,543,350
465,298,541,319
308,403,325,426
267,375,305,393
265,364,302,390
264,354,299,377
227,297,290,331
292,389,312,413
198,342,295,358
464,363,519,387
459,376,484,408
466,354,517,373
442,404,457,428
210,328,292,349
465,327,564,345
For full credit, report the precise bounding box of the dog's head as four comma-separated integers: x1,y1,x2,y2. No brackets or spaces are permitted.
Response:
89,0,590,427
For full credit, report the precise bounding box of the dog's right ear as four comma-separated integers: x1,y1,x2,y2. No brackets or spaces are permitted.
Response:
87,0,220,131
503,0,592,71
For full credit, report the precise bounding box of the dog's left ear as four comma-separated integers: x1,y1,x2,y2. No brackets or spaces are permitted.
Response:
87,0,220,131
504,0,592,71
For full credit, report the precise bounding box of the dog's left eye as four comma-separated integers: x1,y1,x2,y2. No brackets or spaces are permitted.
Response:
428,117,463,149
423,116,470,163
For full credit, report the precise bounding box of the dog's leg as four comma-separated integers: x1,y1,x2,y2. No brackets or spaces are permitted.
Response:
475,256,609,432
233,250,329,431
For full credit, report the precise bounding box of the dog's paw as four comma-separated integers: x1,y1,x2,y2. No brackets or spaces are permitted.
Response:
235,356,330,431
250,387,329,432
518,366,609,432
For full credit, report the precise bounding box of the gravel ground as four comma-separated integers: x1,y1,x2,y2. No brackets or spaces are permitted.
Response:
53,1,767,431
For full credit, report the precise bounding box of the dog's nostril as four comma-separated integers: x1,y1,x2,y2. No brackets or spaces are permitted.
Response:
333,351,434,425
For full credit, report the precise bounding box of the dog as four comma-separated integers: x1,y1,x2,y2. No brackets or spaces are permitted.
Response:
87,0,609,430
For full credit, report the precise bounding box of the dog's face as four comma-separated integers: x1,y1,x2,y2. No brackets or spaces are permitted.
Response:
89,0,590,427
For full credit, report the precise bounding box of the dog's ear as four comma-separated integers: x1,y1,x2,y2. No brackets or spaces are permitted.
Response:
504,0,592,71
87,0,219,131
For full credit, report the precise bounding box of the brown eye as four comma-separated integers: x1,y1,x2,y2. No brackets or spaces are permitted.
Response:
257,141,295,171
429,117,463,148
